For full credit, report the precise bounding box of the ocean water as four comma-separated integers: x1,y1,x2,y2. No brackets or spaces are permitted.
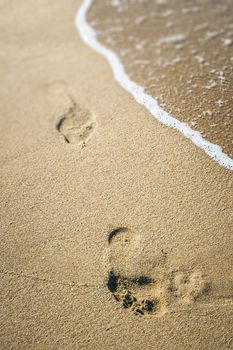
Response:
77,0,233,169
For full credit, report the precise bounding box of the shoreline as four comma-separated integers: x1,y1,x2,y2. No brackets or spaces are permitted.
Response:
76,0,233,170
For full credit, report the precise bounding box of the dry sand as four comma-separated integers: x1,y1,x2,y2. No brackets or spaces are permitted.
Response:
0,1,233,349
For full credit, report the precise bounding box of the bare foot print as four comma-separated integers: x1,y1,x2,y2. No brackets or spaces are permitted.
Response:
104,227,219,317
46,81,97,146
171,270,211,304
105,227,167,317
56,101,96,145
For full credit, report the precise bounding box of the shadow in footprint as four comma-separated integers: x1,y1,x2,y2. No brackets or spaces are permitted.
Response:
108,227,129,244
107,270,118,293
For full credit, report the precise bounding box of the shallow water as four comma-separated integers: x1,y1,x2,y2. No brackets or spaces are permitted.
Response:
87,0,233,158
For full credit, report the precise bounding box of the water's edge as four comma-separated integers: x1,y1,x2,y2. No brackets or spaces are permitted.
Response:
75,0,233,171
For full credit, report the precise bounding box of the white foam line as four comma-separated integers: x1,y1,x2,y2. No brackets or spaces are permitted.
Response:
75,0,233,170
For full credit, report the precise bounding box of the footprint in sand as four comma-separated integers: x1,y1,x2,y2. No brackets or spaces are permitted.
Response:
46,81,97,146
56,102,96,145
105,227,212,317
171,270,211,304
105,227,168,317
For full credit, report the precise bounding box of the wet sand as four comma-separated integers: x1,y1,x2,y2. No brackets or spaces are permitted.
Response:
0,1,233,349
88,0,233,158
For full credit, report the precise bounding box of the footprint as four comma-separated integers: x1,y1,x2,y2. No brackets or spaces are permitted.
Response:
172,271,211,303
105,227,215,317
56,101,96,145
105,227,168,317
45,81,97,146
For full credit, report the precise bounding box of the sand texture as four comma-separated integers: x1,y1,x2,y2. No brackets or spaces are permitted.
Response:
0,1,233,349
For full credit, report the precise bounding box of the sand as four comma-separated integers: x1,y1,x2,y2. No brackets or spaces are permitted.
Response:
0,1,233,349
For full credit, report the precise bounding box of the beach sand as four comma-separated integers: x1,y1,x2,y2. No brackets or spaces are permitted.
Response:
0,1,233,349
